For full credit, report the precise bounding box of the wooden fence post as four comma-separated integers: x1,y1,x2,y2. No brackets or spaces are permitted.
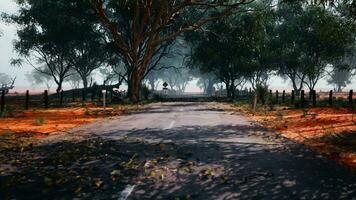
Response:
91,90,95,102
25,90,29,110
82,89,86,102
282,90,285,103
106,90,109,103
60,90,64,106
98,90,102,102
349,90,353,106
312,90,316,107
44,90,49,109
291,90,295,104
309,90,313,100
72,90,75,102
329,90,333,106
276,90,279,104
1,90,5,114
301,90,305,108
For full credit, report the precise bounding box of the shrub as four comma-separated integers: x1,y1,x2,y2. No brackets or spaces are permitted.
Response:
255,84,269,105
1,105,16,118
276,110,284,121
84,106,91,115
302,108,309,118
33,117,45,126
141,85,151,100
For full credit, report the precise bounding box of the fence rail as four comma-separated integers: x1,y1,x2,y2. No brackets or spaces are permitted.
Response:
0,89,354,115
0,89,126,114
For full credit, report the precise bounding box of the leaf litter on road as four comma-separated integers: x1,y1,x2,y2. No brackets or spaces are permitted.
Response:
0,134,231,199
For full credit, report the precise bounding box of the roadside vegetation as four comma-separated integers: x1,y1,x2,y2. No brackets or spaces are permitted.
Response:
218,98,356,168
0,0,356,198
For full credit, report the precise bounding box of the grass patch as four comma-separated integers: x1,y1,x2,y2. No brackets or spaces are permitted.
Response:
275,110,284,121
33,117,46,126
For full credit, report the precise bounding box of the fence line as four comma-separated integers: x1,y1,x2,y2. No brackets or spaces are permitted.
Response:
0,89,126,113
0,89,354,114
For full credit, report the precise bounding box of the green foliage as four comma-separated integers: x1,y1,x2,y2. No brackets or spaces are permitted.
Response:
275,1,355,92
84,106,91,115
3,0,356,102
33,117,45,126
186,4,275,98
302,108,310,118
327,67,352,92
8,0,105,93
276,110,284,121
255,84,269,105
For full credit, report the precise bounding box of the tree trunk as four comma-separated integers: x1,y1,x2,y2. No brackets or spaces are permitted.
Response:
150,81,155,91
127,73,143,103
225,82,231,98
206,80,214,96
337,85,342,93
82,75,88,89
56,80,63,94
252,93,258,113
291,79,301,96
230,84,236,99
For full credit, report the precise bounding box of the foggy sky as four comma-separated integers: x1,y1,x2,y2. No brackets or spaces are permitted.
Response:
0,0,354,92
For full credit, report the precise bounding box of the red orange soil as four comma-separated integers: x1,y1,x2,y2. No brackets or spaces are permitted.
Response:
210,103,356,168
250,107,356,168
0,105,137,139
250,108,356,141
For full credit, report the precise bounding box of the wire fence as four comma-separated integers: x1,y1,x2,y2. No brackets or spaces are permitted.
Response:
0,88,354,114
0,89,127,114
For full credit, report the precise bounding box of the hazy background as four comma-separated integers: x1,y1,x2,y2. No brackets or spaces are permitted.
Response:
0,0,354,93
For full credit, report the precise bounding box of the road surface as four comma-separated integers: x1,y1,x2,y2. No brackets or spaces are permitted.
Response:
51,102,356,199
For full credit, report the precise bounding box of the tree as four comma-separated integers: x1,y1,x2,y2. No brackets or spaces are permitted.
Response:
301,6,354,90
145,39,188,91
187,16,244,98
66,3,109,89
327,66,352,92
66,72,83,89
160,67,192,92
26,68,53,91
8,0,80,93
98,58,129,92
188,4,273,98
194,72,218,96
90,0,257,102
0,73,15,93
312,0,356,18
145,69,163,91
275,1,355,92
0,73,16,93
8,0,107,93
0,73,12,86
274,1,307,94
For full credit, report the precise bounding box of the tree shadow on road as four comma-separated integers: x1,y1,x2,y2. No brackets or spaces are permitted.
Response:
0,125,355,199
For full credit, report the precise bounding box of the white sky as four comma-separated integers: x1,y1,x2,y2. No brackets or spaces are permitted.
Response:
0,0,354,93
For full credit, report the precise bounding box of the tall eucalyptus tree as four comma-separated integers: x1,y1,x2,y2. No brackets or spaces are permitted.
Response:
90,0,258,101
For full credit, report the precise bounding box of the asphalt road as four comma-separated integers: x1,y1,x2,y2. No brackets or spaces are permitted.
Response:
61,102,356,199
